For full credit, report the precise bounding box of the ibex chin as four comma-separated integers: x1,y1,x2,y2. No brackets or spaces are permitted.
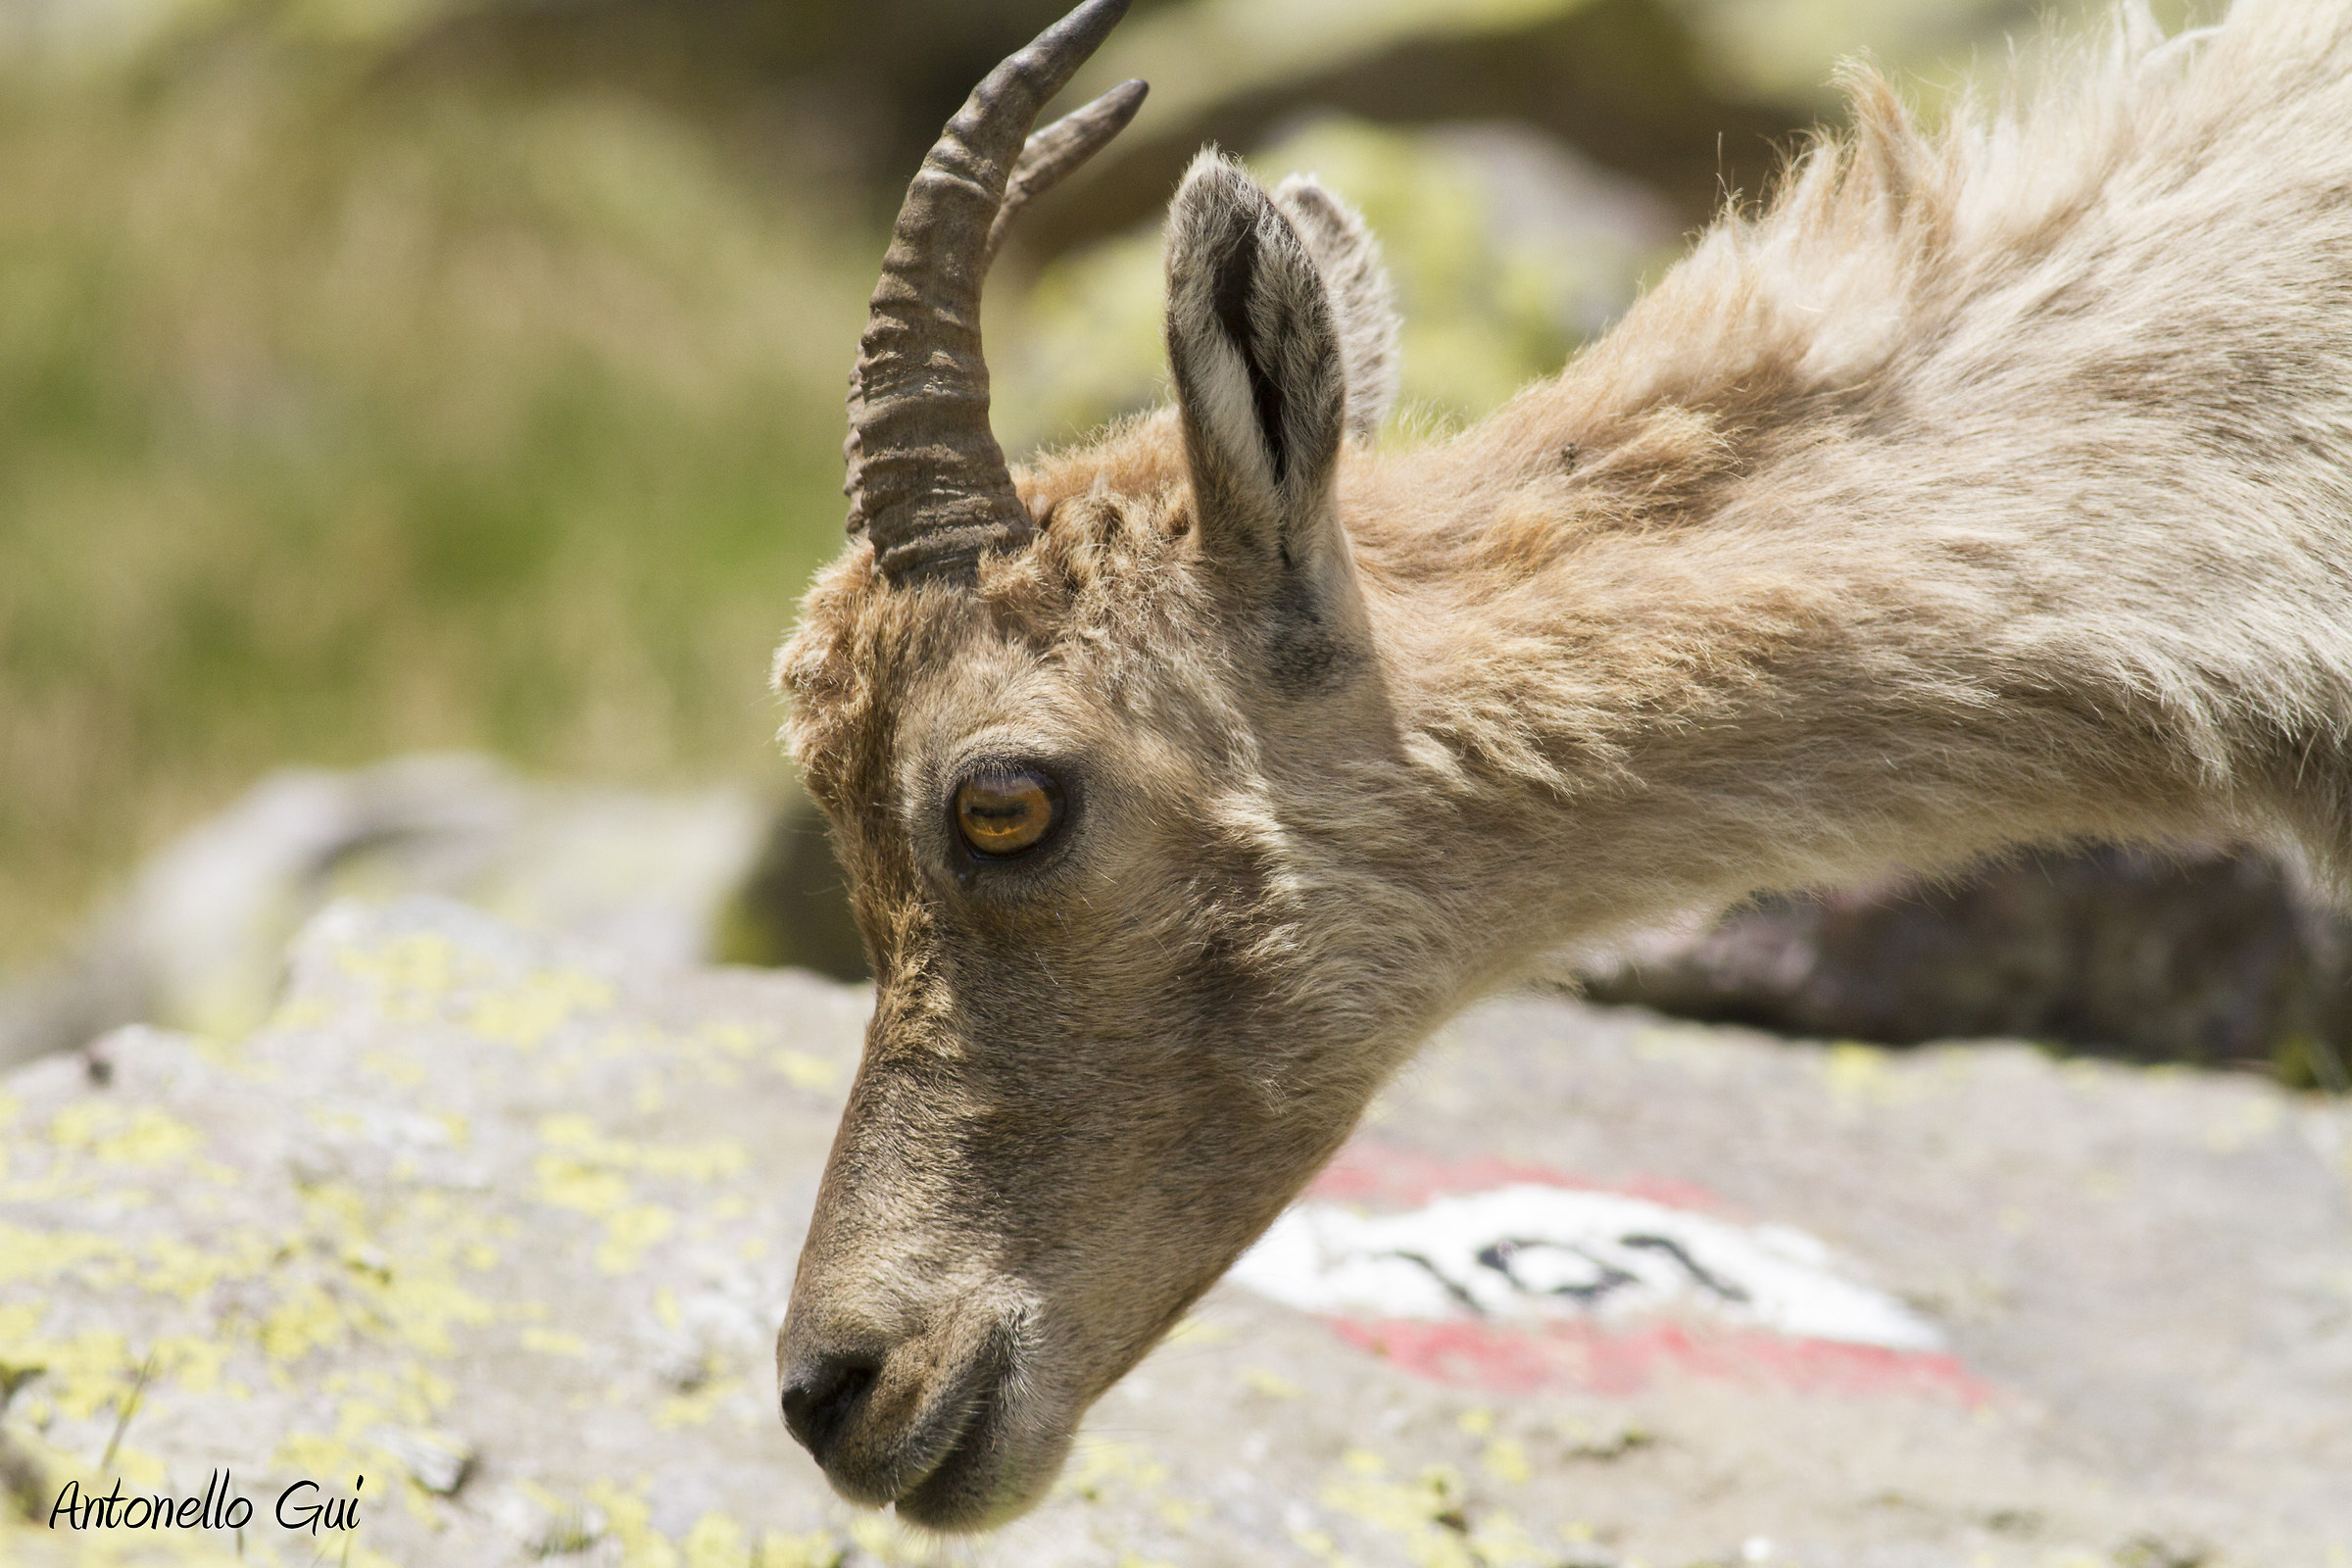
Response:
771,0,2352,1530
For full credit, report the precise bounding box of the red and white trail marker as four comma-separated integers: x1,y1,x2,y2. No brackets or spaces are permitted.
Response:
1229,1143,1988,1402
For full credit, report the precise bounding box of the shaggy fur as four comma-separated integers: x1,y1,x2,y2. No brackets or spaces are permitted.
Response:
773,0,2352,1531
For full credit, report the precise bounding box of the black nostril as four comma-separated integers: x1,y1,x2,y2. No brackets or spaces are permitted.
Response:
779,1354,877,1464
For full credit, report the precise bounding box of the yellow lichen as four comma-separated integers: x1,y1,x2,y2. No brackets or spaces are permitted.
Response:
1320,1453,1553,1568
682,1511,753,1568
756,1529,848,1568
260,1283,350,1363
1163,1315,1232,1347
144,1336,231,1397
1823,1042,1920,1112
585,1477,683,1568
1464,1512,1553,1566
47,1103,205,1167
1287,1523,1346,1564
1481,1438,1531,1486
532,1115,743,1271
774,1052,838,1090
846,1511,933,1566
1244,1366,1302,1399
537,1154,633,1215
1055,1438,1172,1504
0,1299,42,1349
597,1204,676,1273
2202,1095,2284,1153
1155,1498,1205,1530
265,994,335,1032
655,1375,740,1431
337,933,464,1023
467,969,617,1049
538,1115,747,1182
5,1327,132,1421
0,1222,123,1286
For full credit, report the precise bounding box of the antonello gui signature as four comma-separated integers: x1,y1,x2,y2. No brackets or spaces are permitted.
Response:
45,1470,365,1536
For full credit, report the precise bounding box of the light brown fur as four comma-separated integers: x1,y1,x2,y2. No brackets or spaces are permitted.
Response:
774,0,2352,1530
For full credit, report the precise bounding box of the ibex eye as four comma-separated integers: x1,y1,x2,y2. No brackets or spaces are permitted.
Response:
954,768,1063,858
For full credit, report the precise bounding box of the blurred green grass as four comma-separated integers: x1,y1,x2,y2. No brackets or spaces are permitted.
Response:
0,19,1630,976
0,0,2210,976
0,41,872,965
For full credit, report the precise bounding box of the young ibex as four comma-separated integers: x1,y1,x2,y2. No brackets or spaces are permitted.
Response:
773,0,2352,1530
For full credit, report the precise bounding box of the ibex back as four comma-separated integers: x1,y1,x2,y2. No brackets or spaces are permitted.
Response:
771,0,2352,1530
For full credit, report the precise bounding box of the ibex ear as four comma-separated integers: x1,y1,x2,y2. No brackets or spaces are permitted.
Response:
1270,174,1398,442
1164,153,1350,580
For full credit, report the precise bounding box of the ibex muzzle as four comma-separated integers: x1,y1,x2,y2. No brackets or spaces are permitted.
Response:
775,0,2352,1533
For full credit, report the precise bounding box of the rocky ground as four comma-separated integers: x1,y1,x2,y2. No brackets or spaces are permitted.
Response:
0,757,767,1072
5,896,2349,1568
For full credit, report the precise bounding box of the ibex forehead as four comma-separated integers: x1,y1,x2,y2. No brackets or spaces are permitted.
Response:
781,553,1240,832
1014,408,1192,525
784,427,1212,731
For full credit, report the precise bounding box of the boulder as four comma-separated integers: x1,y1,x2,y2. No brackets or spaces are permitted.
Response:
0,756,766,1071
1584,845,2352,1092
5,897,2349,1565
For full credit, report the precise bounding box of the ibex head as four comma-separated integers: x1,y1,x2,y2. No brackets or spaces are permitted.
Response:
772,0,1435,1531
768,0,2352,1525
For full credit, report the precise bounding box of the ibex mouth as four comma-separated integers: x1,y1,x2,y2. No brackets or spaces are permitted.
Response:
863,1346,1000,1517
888,1360,1027,1531
782,1312,1054,1533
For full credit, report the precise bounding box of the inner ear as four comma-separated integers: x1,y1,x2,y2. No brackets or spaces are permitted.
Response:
1208,216,1297,490
1163,153,1373,692
1163,151,1348,571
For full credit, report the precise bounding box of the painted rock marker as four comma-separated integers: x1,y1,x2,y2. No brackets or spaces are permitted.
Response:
1230,1156,1982,1400
1238,1163,1945,1348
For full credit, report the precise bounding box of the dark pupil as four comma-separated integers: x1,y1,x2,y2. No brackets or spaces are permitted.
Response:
959,771,1053,852
968,788,1034,825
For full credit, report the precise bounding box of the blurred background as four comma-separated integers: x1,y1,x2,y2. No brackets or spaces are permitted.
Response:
18,0,2325,1087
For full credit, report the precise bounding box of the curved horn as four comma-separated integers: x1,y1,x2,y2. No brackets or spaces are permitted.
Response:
985,76,1148,271
845,0,1145,585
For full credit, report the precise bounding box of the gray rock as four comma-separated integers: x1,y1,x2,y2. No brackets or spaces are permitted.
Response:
5,897,2348,1564
0,755,767,1070
369,1426,475,1496
1584,844,2352,1091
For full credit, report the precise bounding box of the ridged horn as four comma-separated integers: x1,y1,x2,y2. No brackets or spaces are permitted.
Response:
844,0,1146,585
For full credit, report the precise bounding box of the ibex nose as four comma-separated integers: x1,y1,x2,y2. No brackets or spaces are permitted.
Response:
778,1351,878,1465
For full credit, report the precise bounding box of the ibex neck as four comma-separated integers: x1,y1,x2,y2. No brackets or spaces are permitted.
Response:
1348,119,2352,971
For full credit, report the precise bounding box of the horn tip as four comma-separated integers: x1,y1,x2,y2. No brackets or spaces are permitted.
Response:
1052,0,1138,57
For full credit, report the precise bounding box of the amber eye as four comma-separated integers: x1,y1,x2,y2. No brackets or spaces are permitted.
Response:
954,768,1063,858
